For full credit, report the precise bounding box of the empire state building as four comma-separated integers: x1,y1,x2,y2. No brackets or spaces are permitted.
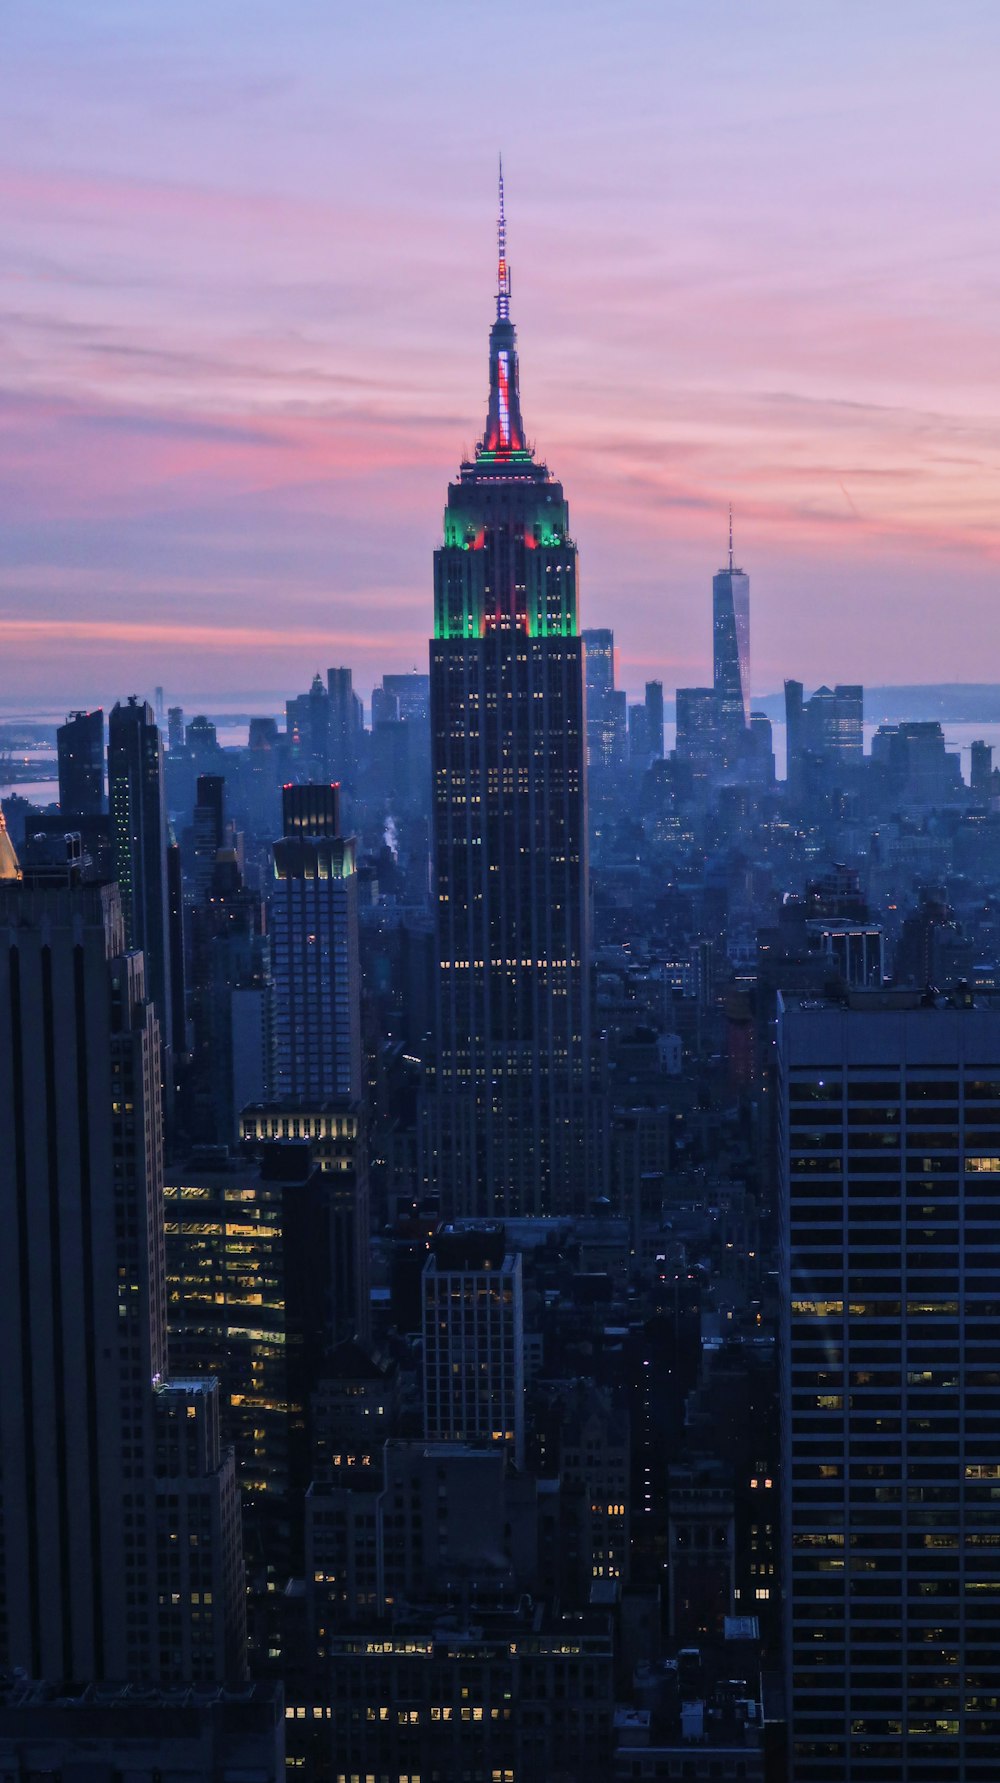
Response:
429,170,593,1218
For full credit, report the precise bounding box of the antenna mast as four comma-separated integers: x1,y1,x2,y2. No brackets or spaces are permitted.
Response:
497,155,510,321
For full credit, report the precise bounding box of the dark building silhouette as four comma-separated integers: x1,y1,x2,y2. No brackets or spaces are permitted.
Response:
25,812,114,882
645,679,665,760
166,826,187,1058
892,886,962,988
327,666,364,786
57,708,104,815
871,718,963,806
668,1459,735,1640
429,169,592,1216
628,700,649,763
422,1224,525,1465
0,852,245,1684
0,1678,283,1780
192,773,225,901
108,696,174,1065
286,674,331,778
971,738,993,799
185,713,220,765
184,775,269,1145
240,1103,371,1346
370,684,398,728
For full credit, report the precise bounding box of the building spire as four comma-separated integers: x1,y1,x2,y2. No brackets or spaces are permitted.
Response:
480,157,527,458
728,502,734,573
497,153,510,322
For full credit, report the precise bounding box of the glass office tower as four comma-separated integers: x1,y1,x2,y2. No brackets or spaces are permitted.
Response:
713,518,751,744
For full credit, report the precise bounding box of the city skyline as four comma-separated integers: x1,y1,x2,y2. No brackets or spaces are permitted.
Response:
3,2,1000,706
5,15,1000,1767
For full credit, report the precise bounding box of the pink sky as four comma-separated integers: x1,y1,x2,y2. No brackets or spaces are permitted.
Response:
2,1,999,710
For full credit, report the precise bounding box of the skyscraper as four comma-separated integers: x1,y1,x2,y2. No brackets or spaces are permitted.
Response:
785,681,865,794
108,696,173,1063
430,168,592,1217
192,772,226,901
628,700,651,764
627,680,665,768
327,666,364,786
583,627,614,698
583,627,627,770
166,827,187,1059
713,511,751,745
185,778,268,1146
645,679,665,760
675,687,722,769
970,738,993,799
286,673,332,778
779,987,1000,1781
270,783,362,1102
57,708,104,815
0,851,245,1683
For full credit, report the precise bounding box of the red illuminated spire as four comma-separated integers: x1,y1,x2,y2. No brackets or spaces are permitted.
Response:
481,158,528,458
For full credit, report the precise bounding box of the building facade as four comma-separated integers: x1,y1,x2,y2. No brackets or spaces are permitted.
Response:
422,1225,525,1467
290,1608,615,1783
270,783,362,1103
779,988,1000,1781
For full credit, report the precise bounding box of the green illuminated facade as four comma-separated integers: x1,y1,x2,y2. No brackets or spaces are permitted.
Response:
434,477,578,642
429,178,595,1219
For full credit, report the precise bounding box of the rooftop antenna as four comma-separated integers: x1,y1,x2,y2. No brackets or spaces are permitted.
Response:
728,502,734,573
497,154,510,321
